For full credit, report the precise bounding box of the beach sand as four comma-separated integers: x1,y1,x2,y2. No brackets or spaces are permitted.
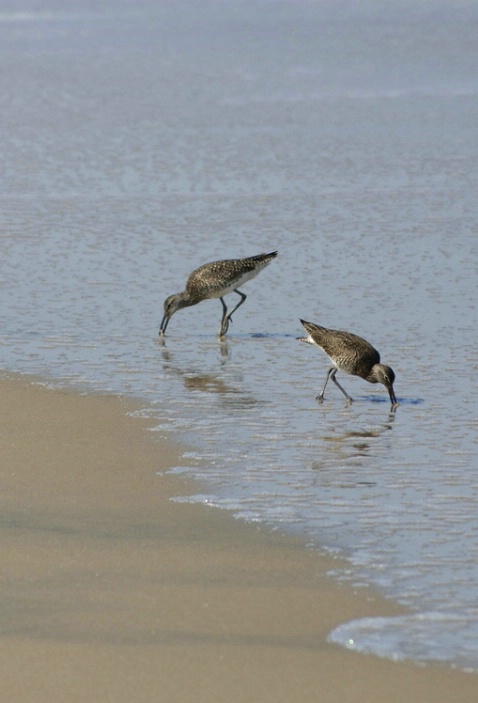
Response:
1,375,476,702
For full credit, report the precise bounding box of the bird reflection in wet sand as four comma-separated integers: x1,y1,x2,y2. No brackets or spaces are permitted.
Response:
159,251,278,337
298,319,398,409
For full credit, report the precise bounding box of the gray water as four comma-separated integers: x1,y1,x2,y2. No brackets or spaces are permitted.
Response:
2,0,478,671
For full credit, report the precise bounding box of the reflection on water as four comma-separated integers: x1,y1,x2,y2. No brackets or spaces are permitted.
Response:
311,420,396,478
322,423,395,444
158,341,262,409
158,336,230,360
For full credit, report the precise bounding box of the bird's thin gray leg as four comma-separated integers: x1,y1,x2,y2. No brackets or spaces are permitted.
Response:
220,289,247,336
227,289,247,322
317,367,335,402
330,369,353,403
219,297,229,336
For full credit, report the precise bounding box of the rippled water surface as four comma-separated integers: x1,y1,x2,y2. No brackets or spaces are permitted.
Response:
1,0,478,670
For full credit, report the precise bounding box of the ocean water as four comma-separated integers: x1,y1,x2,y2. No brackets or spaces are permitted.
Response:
2,0,478,671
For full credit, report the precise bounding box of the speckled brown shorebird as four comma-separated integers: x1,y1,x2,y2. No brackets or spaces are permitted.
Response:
159,251,278,337
298,319,398,407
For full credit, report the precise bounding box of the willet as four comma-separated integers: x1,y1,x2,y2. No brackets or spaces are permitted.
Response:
159,251,278,337
298,319,398,407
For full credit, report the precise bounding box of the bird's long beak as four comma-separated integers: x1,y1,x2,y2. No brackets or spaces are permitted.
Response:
388,383,398,407
159,313,169,336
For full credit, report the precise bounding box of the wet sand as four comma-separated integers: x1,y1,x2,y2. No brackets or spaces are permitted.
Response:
1,375,476,702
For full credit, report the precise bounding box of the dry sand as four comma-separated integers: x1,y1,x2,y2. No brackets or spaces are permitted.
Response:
1,375,476,702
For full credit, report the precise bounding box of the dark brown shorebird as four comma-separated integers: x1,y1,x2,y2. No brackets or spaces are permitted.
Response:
298,319,398,407
159,251,278,337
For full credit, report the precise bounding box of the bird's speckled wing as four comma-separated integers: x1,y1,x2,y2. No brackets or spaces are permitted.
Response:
301,321,380,374
187,253,276,297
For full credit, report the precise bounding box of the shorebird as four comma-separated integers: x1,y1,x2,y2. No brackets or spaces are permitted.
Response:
159,251,278,337
298,319,398,407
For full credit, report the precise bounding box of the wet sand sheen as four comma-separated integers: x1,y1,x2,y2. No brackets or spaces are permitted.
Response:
0,375,475,702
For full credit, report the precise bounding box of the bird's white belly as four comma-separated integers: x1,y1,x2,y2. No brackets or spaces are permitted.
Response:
209,270,259,298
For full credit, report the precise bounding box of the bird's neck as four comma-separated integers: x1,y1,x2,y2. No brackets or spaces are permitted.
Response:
178,289,199,309
366,364,381,384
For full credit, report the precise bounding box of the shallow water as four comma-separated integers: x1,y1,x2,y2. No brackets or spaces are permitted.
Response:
2,0,478,670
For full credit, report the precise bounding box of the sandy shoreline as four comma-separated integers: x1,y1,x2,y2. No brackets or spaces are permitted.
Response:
1,375,476,702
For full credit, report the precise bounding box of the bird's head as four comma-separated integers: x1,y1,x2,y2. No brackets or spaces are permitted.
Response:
370,364,397,406
159,293,186,335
